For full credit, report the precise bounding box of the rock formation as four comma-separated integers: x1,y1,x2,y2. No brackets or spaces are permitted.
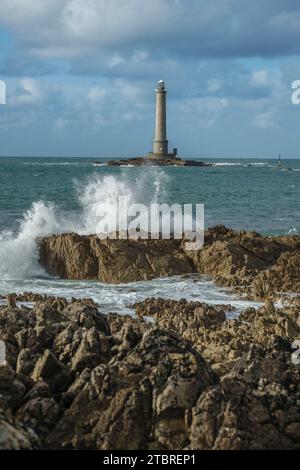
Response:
106,156,213,167
0,296,299,450
38,226,300,301
39,234,194,283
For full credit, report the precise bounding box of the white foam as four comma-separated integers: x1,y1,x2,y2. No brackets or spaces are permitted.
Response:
0,275,262,315
0,170,169,280
0,202,59,280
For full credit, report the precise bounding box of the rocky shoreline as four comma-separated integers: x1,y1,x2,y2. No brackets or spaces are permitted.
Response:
1,225,299,450
38,225,300,302
0,295,299,449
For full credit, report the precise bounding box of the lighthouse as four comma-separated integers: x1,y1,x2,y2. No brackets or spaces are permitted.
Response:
153,80,168,155
147,80,177,160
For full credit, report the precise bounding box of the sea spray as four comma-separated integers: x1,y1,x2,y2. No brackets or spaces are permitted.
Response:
75,168,169,234
0,169,170,280
77,175,135,234
0,201,59,280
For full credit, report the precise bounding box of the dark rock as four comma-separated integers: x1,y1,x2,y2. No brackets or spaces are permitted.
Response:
0,296,299,450
106,156,213,167
31,350,65,382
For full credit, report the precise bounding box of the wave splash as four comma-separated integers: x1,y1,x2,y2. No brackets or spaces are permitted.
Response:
0,170,168,280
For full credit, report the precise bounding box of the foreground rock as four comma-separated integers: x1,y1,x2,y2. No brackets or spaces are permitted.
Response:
133,297,300,376
0,296,300,449
38,226,300,301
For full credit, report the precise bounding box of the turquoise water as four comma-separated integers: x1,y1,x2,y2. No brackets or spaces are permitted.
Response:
0,156,298,311
0,157,299,235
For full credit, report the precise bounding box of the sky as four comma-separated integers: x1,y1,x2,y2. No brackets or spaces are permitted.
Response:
0,0,300,158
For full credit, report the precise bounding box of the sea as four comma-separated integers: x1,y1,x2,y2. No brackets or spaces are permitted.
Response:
0,156,299,314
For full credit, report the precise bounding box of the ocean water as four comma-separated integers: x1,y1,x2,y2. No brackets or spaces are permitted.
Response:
0,156,299,313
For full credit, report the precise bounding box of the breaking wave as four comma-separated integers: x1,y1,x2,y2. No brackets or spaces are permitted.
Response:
0,169,169,280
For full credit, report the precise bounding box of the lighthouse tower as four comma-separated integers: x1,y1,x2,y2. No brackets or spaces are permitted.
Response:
153,80,168,155
147,80,177,160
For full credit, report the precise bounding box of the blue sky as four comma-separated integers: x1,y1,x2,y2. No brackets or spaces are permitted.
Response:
0,0,300,158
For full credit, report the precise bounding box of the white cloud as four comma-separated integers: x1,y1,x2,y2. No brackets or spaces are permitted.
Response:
182,97,228,128
207,78,221,93
253,110,274,128
54,117,69,130
10,78,44,107
0,0,61,25
87,86,108,108
251,70,268,86
115,80,144,102
132,50,149,63
109,54,126,68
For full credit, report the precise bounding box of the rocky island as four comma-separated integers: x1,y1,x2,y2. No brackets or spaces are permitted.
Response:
95,80,213,168
106,156,212,167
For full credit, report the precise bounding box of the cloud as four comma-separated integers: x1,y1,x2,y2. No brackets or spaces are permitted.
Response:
1,0,300,72
253,110,274,129
0,1,300,157
54,117,69,130
10,78,44,107
109,55,126,68
87,86,107,108
181,96,228,128
251,70,269,86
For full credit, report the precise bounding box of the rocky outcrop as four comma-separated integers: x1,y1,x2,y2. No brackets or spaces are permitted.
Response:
38,226,300,299
186,225,300,290
0,296,300,450
106,156,213,167
253,251,300,299
39,234,194,283
133,297,300,376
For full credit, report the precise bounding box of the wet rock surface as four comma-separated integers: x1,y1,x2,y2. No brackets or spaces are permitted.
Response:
186,225,300,300
39,234,194,283
0,296,299,450
38,225,300,301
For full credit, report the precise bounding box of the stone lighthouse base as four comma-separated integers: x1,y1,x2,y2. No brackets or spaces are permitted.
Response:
146,152,177,161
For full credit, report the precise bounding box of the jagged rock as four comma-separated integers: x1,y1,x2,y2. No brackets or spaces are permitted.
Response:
0,365,32,409
16,348,37,375
0,408,38,450
16,398,60,437
31,350,64,382
46,327,216,450
6,295,17,309
39,234,194,283
189,340,300,450
0,297,299,450
253,251,300,299
38,226,300,299
70,327,109,373
38,233,98,279
132,298,300,378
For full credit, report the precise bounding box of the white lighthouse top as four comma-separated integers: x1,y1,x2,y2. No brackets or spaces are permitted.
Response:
156,80,166,91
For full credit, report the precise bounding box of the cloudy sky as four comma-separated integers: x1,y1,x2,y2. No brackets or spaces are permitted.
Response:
0,0,300,158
